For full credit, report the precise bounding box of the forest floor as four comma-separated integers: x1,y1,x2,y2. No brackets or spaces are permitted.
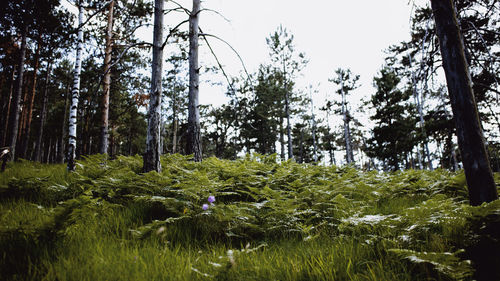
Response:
0,154,499,280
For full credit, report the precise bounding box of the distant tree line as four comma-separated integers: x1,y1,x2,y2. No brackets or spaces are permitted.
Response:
0,0,498,203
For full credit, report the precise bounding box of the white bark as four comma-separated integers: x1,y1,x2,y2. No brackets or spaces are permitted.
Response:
99,0,114,155
67,3,84,171
187,0,202,161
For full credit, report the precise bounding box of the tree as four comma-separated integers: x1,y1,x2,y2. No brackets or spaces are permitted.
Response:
143,0,164,172
266,25,308,160
187,0,202,161
366,66,418,171
99,0,115,155
431,0,498,205
329,68,359,165
67,1,84,171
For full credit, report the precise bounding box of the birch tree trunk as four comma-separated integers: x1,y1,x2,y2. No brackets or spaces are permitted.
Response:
34,60,52,162
187,0,202,161
431,0,498,205
99,0,115,155
5,25,28,161
67,2,84,171
143,0,164,172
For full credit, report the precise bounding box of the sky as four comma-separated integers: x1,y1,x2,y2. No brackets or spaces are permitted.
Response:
187,0,415,108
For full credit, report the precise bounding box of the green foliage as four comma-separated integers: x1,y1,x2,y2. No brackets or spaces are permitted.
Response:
0,155,499,280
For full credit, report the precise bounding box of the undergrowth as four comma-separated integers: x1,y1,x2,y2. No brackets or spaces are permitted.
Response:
0,154,499,280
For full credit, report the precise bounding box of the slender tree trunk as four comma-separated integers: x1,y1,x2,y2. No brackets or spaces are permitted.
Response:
1,67,16,147
67,3,84,171
416,90,433,170
143,0,164,172
340,79,353,164
431,0,498,205
187,0,202,161
298,129,304,163
20,40,41,159
18,76,30,151
285,86,293,160
5,25,28,161
34,60,52,162
326,110,336,166
57,89,69,163
99,0,115,155
310,89,318,162
172,90,178,154
279,116,285,160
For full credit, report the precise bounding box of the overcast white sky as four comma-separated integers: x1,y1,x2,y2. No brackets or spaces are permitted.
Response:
188,0,415,108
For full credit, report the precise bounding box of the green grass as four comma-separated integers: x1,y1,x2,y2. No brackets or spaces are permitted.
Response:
0,154,499,280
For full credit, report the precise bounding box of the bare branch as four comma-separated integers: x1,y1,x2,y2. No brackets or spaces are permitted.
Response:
199,31,252,85
168,0,191,16
199,8,231,23
161,19,190,49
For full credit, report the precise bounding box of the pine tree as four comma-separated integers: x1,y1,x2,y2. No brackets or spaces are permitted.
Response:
431,0,498,205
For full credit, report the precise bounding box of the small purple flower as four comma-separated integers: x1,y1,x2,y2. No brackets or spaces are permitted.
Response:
208,195,216,203
202,204,209,210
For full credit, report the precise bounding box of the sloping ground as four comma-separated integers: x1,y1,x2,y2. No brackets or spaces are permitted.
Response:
0,154,499,280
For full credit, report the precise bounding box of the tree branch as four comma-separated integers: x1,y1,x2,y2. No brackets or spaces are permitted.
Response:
199,31,252,85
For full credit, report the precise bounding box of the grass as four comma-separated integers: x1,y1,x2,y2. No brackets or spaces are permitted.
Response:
0,154,499,280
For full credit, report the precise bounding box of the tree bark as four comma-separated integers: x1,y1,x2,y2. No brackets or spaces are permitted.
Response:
20,40,41,159
99,0,115,155
67,2,84,171
187,0,202,162
57,88,69,163
310,89,318,162
285,90,293,160
341,78,353,164
431,0,498,205
34,60,52,162
1,66,16,147
5,25,28,161
143,0,164,172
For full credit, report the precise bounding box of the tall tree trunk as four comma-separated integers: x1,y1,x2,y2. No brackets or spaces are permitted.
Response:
5,25,28,161
18,76,30,151
34,60,52,162
172,89,178,154
279,116,285,160
285,90,293,160
341,79,353,164
431,0,498,205
326,110,336,166
99,0,115,155
57,88,69,163
298,128,304,163
143,0,164,172
67,2,84,171
187,0,202,162
310,89,318,162
1,67,16,147
20,40,41,159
